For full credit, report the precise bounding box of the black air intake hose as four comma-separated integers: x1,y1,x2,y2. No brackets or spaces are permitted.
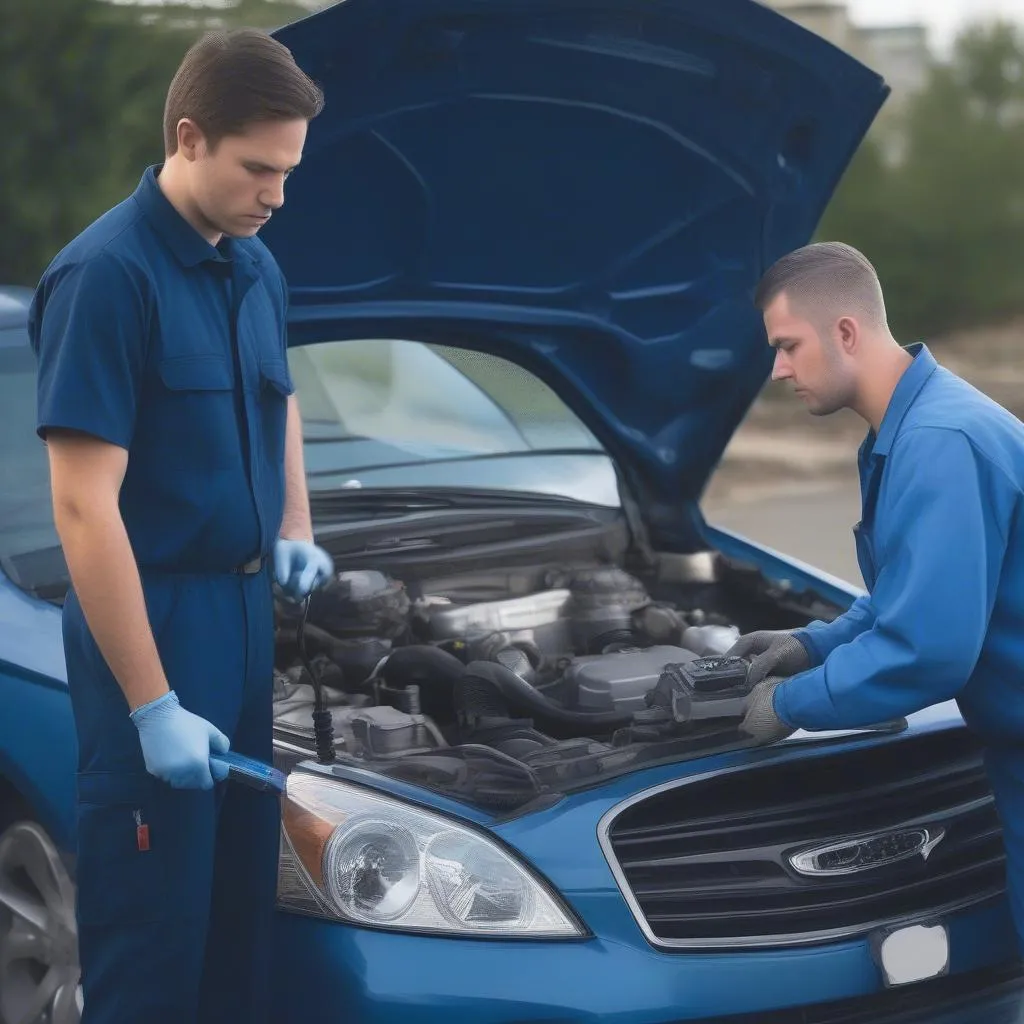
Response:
456,661,635,739
378,645,466,721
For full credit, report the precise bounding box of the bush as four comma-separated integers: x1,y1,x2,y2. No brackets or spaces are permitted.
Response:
817,20,1024,340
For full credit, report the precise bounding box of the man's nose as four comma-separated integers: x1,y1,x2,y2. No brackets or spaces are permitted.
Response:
260,176,287,210
771,349,791,381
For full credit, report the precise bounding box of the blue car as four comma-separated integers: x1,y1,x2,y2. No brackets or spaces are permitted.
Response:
2,0,1023,1021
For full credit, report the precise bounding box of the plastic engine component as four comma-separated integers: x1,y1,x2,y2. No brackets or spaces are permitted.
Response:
273,686,444,759
561,645,698,715
566,568,651,654
307,570,410,641
681,624,741,656
427,589,571,653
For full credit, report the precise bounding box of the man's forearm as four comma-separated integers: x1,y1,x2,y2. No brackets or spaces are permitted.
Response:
55,502,170,712
279,394,313,542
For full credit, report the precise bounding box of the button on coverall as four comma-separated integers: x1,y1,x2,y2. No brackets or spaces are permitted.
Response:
775,344,1024,948
29,165,294,1022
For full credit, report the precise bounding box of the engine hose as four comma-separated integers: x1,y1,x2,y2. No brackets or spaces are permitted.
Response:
457,661,635,739
377,645,467,721
277,621,350,664
298,595,336,764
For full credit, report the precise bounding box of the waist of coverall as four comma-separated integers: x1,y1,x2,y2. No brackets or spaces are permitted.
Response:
961,697,1024,755
136,554,269,579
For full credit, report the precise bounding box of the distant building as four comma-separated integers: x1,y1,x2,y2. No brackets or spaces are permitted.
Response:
762,0,931,160
859,23,932,102
764,0,870,63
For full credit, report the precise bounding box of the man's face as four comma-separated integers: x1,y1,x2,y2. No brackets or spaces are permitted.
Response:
185,118,308,240
763,291,854,417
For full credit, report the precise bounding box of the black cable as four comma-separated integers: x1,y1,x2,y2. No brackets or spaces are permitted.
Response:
298,594,336,764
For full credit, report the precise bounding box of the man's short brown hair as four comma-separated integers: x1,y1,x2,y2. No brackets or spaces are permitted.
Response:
163,28,324,155
754,241,888,331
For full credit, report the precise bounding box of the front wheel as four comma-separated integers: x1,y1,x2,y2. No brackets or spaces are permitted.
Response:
0,820,81,1024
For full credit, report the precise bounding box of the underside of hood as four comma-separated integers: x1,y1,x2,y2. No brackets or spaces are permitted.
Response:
265,0,888,548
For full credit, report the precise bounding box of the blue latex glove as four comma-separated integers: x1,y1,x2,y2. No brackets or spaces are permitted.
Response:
130,691,230,790
273,538,334,601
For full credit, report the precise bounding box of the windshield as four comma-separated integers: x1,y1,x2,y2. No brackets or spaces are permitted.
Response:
292,339,619,505
0,333,619,600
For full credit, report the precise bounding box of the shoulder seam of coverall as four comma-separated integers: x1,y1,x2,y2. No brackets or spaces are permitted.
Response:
64,212,148,267
76,248,156,359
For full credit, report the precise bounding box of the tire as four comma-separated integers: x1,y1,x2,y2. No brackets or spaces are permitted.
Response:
0,820,82,1024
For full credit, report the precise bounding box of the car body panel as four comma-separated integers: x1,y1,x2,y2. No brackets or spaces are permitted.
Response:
261,0,889,547
268,902,1018,1023
0,2,1013,1021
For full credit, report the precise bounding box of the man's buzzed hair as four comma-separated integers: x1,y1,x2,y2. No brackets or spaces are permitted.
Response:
754,241,888,331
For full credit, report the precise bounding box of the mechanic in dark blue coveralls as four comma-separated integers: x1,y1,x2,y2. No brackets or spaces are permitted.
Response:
29,30,333,1023
729,242,1024,951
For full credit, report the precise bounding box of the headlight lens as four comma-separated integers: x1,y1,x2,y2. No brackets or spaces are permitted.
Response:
278,769,585,938
324,818,420,923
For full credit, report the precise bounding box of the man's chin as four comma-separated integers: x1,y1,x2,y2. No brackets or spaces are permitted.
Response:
806,399,842,418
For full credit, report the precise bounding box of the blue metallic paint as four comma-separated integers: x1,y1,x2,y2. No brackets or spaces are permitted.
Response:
261,0,889,548
0,574,76,847
268,887,1016,1023
0,2,1015,1020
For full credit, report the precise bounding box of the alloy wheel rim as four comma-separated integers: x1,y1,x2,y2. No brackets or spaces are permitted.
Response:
0,821,81,1024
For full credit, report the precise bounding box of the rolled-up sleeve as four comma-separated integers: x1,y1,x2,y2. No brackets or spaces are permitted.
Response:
775,427,1014,729
31,252,147,449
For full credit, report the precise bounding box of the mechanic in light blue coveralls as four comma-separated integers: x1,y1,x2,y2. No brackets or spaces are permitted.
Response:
731,241,1024,952
29,30,332,1023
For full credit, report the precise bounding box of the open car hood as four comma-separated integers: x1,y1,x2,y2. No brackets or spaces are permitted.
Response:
264,0,888,547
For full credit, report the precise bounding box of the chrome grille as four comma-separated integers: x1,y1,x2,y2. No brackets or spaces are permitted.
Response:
601,729,1005,949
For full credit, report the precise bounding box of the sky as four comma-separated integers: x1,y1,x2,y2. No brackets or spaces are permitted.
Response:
849,0,1024,52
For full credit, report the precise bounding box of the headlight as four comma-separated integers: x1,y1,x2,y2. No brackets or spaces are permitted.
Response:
277,769,586,938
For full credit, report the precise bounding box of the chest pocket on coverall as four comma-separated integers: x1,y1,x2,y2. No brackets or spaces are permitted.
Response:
154,353,239,472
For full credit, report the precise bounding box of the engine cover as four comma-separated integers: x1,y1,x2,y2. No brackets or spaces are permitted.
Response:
560,645,698,715
426,589,572,654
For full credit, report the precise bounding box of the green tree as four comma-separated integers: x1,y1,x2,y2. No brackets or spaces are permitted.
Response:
817,19,1024,339
1,0,318,286
894,20,1024,335
1,0,189,284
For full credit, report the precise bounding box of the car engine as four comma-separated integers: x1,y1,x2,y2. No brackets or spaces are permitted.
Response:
271,565,750,802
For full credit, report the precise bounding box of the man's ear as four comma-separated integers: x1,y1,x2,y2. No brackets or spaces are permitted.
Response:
176,118,205,162
836,316,859,355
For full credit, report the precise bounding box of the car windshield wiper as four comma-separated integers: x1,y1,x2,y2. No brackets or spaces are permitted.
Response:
309,487,599,520
305,448,606,478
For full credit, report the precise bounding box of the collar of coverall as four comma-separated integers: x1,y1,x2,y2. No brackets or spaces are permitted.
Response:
132,164,257,272
868,342,939,458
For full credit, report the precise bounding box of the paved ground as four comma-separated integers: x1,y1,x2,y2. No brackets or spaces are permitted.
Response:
703,475,865,588
699,397,867,588
698,322,1024,591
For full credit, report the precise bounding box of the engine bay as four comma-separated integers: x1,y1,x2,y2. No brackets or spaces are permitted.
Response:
271,555,835,810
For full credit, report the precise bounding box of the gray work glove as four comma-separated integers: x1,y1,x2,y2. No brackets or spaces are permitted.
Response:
727,630,811,686
740,676,796,745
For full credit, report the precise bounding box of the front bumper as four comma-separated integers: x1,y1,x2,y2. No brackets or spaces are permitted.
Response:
271,900,1020,1023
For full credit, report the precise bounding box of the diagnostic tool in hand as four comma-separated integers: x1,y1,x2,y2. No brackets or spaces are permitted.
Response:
211,751,287,794
657,656,754,724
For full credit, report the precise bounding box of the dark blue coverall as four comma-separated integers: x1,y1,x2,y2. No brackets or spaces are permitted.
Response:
773,344,1024,947
29,165,294,1022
